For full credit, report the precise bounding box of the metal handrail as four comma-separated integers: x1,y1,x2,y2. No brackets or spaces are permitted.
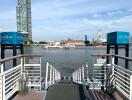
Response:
0,54,42,100
92,54,132,99
0,54,41,63
45,62,61,90
72,54,132,99
92,54,132,61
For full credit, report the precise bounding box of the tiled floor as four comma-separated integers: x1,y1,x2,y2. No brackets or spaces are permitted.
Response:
13,91,45,100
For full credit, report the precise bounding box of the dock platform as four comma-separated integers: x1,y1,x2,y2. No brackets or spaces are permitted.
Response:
45,80,116,100
13,91,45,100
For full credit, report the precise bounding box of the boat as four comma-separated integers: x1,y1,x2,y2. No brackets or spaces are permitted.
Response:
63,46,70,49
43,45,63,49
43,45,75,49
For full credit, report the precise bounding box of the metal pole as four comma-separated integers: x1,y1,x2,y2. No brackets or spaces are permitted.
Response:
49,66,52,85
115,44,118,64
130,75,132,100
39,57,42,90
45,62,49,89
1,63,5,100
82,66,84,81
13,45,17,67
1,45,5,59
107,44,110,64
125,44,129,69
86,64,89,82
52,68,55,84
79,68,81,81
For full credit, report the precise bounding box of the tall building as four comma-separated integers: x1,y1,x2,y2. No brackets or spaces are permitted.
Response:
16,0,32,41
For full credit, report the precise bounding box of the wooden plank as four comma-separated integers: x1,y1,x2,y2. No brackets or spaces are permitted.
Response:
87,90,115,100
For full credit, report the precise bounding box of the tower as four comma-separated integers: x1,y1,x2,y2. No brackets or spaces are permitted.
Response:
16,0,32,41
85,35,88,46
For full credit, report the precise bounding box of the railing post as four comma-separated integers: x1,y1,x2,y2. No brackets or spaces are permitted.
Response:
39,57,42,90
130,75,132,100
19,57,24,91
80,68,82,81
55,70,59,80
45,62,49,89
111,56,115,86
1,63,5,100
86,64,88,82
78,69,79,82
55,69,57,81
111,56,115,75
78,68,81,82
20,57,24,75
81,66,84,81
75,71,77,81
49,65,52,85
52,68,55,84
77,70,78,82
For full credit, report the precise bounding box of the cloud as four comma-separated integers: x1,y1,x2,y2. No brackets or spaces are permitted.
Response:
0,27,5,32
0,0,132,40
32,0,132,20
32,14,132,41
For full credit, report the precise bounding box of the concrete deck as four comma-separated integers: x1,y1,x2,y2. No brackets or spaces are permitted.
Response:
13,80,123,100
45,84,80,100
13,91,45,100
45,80,80,100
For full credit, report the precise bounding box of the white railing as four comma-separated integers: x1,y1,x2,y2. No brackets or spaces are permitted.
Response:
24,56,41,90
113,64,131,99
0,54,42,100
72,54,132,100
72,64,88,83
92,54,132,100
45,62,61,89
91,59,111,90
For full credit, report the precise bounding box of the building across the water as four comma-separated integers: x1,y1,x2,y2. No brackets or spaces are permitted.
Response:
62,40,85,46
16,0,32,41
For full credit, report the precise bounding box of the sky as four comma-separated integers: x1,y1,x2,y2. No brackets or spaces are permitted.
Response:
0,0,132,41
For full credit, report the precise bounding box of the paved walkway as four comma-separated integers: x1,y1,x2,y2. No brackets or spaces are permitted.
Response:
13,80,122,100
13,91,45,100
45,80,80,100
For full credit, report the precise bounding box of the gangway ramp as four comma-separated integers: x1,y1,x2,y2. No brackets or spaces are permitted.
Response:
45,80,80,100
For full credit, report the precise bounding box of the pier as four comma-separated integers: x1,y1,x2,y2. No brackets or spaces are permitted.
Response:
0,53,132,99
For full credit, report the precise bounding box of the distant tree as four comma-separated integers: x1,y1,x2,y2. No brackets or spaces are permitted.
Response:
67,38,73,40
85,40,90,45
38,41,47,44
28,40,33,44
34,42,38,44
24,40,33,45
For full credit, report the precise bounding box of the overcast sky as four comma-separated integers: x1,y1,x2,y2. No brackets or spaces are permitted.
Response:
0,0,132,41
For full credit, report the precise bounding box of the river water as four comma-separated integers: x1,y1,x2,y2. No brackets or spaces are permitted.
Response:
2,46,132,78
25,46,132,77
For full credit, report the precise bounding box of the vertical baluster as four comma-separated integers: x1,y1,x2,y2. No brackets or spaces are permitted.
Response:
111,56,115,85
1,63,5,100
86,64,89,82
130,75,132,100
77,70,79,82
49,65,52,85
39,57,42,90
82,66,85,81
79,68,81,81
45,62,49,89
52,68,55,84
